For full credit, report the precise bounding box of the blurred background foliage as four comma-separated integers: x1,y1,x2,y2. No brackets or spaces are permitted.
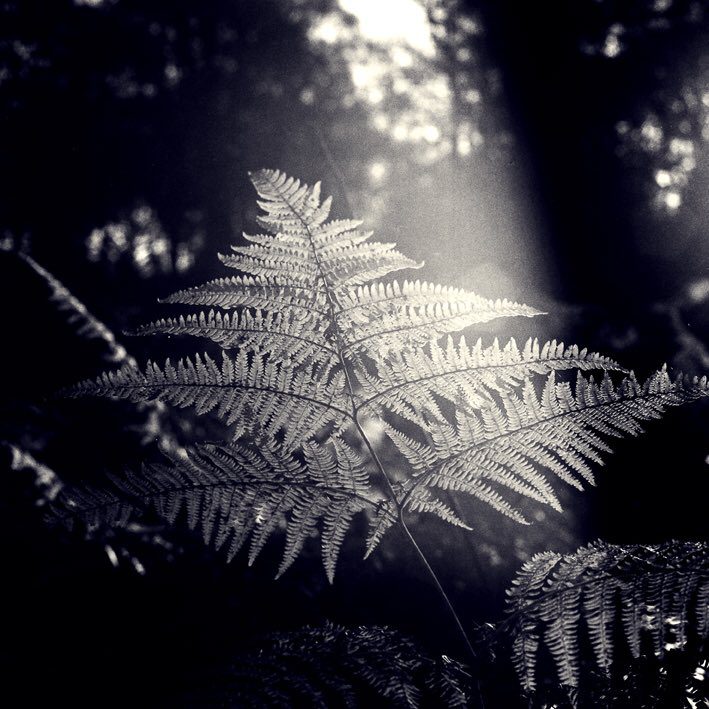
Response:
0,0,708,705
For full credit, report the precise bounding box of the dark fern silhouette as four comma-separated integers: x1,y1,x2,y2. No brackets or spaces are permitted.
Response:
1,249,180,574
47,169,709,706
183,622,472,708
504,540,709,703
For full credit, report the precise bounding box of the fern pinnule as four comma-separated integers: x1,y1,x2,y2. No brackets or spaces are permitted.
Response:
221,236,422,288
340,284,541,356
403,486,472,530
504,540,709,696
356,336,626,424
50,482,133,533
158,274,330,316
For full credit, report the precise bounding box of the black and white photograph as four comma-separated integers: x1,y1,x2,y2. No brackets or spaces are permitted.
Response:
1,1,708,706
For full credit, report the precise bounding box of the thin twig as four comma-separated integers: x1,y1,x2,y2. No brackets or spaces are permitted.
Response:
271,170,483,696
18,252,135,367
312,123,355,218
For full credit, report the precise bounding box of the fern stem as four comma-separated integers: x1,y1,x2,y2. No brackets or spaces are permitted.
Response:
351,415,486,705
396,507,479,658
352,414,486,708
396,506,487,709
272,173,484,701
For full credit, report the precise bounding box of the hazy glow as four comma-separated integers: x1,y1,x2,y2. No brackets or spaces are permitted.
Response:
422,124,441,142
339,0,435,56
664,191,681,210
655,169,672,187
392,123,408,141
688,278,709,303
309,13,349,44
369,161,387,183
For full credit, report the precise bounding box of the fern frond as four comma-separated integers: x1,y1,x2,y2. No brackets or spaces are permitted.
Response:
191,622,472,708
505,540,709,695
50,438,390,581
50,483,134,532
506,551,562,694
250,169,330,233
20,253,132,365
405,486,472,530
66,350,351,447
393,369,708,524
364,499,399,559
62,167,709,590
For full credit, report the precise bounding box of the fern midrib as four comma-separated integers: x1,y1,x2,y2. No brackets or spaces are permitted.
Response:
265,175,404,502
144,319,338,357
263,176,372,423
54,476,382,524
266,173,480,665
89,378,352,420
354,354,617,414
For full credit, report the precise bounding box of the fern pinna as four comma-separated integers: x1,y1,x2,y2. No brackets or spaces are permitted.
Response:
504,540,709,704
55,169,708,583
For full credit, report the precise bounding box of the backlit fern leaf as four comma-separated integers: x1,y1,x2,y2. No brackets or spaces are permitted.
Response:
58,168,708,579
339,283,540,355
67,349,350,449
236,170,421,289
389,368,709,524
357,336,625,425
133,308,335,366
505,540,709,697
159,274,330,316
